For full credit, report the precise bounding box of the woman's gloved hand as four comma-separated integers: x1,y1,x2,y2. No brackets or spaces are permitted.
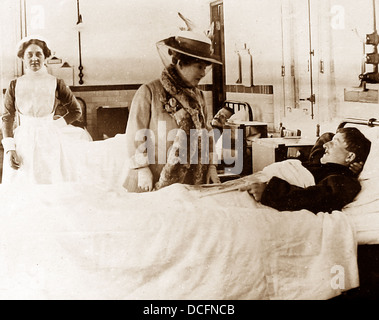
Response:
6,150,21,170
206,164,221,184
138,166,154,192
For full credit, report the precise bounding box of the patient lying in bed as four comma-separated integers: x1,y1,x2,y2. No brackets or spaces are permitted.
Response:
244,127,371,213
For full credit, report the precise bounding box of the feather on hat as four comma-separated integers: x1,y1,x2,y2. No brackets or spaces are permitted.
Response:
156,12,222,65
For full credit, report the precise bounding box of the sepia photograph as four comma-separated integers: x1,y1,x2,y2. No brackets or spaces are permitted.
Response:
0,0,379,303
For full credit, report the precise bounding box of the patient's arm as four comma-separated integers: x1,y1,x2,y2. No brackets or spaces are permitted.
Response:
260,175,361,214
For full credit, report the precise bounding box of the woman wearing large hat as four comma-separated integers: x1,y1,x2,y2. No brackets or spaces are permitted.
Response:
124,13,222,192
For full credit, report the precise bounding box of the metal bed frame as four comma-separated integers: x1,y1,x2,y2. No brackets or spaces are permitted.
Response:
337,117,379,129
224,100,254,121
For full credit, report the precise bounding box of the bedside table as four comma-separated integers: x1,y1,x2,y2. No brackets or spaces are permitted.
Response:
252,137,317,173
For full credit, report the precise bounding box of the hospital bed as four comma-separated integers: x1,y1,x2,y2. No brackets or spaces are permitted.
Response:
0,118,378,300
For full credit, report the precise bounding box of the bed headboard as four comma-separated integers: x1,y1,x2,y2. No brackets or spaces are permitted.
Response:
224,100,253,121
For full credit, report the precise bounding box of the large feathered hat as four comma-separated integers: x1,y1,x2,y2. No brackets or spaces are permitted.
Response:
156,12,222,66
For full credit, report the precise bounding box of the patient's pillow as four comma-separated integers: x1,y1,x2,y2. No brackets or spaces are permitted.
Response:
229,109,250,122
343,126,379,243
347,126,379,210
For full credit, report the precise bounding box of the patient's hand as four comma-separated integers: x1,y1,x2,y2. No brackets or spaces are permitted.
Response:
349,161,364,175
240,182,267,202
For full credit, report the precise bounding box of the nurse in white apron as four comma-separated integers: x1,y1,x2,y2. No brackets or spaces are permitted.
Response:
1,35,129,186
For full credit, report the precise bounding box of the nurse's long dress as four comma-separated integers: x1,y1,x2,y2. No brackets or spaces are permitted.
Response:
2,72,129,187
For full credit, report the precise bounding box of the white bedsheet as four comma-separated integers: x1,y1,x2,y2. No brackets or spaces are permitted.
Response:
0,179,358,300
343,177,379,244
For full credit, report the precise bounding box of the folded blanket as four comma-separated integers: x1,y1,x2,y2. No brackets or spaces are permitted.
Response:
260,159,315,188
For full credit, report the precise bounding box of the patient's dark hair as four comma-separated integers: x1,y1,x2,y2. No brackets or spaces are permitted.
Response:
337,127,371,164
